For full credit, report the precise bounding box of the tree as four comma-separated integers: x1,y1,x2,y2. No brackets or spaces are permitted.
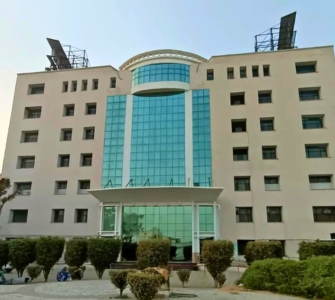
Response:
0,240,9,268
64,238,88,268
0,178,19,216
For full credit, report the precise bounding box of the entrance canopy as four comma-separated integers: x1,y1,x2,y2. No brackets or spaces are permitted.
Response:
88,186,223,203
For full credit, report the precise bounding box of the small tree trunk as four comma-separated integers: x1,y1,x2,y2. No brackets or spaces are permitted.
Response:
182,282,185,288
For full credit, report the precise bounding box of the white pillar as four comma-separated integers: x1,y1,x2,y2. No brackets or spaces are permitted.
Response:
122,95,133,186
184,91,193,186
192,203,199,262
98,204,103,236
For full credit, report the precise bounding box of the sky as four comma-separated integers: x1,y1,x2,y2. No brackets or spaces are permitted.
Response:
0,0,334,171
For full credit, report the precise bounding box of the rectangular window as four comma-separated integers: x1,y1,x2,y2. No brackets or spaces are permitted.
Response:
236,207,253,222
296,62,316,74
207,69,214,81
78,180,90,194
299,88,320,101
62,81,68,93
24,107,41,119
92,79,99,90
260,118,274,131
110,77,116,88
60,129,72,141
233,148,248,161
305,144,328,158
28,84,44,95
309,175,332,190
313,207,335,222
267,207,282,222
232,119,247,132
263,65,270,76
227,68,234,79
234,177,250,191
230,93,245,105
86,103,96,115
16,182,32,195
264,176,280,191
55,181,67,195
81,154,92,166
81,80,88,91
52,209,64,223
11,210,28,223
240,66,247,78
19,156,35,169
58,155,70,167
252,66,259,77
262,146,277,160
302,115,324,129
75,209,88,223
258,91,272,103
22,131,38,143
84,127,95,140
71,81,77,92
64,104,75,116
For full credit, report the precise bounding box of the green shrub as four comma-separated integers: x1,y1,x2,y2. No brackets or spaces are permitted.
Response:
217,273,226,288
143,267,169,288
9,238,37,277
36,236,65,282
26,265,44,282
202,240,234,288
87,237,121,279
68,266,86,280
244,240,284,265
137,239,170,270
127,272,159,300
64,238,88,268
176,269,191,288
298,240,335,260
109,269,136,297
0,240,9,269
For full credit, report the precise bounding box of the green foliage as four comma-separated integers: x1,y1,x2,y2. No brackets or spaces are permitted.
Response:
26,265,44,282
216,273,226,288
109,269,136,297
0,240,9,268
244,240,284,265
298,240,335,260
64,238,88,268
127,272,159,300
87,237,121,279
36,236,65,282
9,238,37,277
202,240,234,287
68,266,86,280
0,178,19,216
143,267,169,288
137,239,170,270
176,269,191,288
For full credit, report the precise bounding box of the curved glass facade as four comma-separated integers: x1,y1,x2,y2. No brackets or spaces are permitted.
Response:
132,63,190,86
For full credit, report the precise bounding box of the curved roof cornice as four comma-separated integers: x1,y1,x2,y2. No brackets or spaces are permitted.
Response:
119,49,208,70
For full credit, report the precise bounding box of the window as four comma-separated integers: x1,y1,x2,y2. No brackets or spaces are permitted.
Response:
60,129,72,141
296,62,316,74
16,182,32,195
75,209,88,223
299,88,320,101
252,66,259,77
78,180,90,194
18,156,35,169
230,93,245,105
58,155,70,167
234,177,250,191
92,79,99,90
313,207,335,222
110,77,116,88
262,146,277,160
52,209,64,223
227,68,234,79
28,84,44,95
86,103,96,115
21,131,38,143
233,148,248,161
305,144,328,158
55,181,67,195
232,119,247,132
264,176,280,191
81,80,88,91
84,127,95,140
11,210,28,223
24,107,41,119
258,91,272,103
62,81,68,92
64,104,75,116
309,175,332,190
263,65,270,76
71,81,77,92
267,207,282,222
81,154,92,166
260,118,274,131
236,207,253,222
240,67,247,78
207,69,214,81
302,115,324,129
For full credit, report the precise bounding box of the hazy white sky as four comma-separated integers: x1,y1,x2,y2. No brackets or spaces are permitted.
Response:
0,0,334,171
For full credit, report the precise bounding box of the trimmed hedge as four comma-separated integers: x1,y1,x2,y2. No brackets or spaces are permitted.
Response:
177,269,191,288
127,272,159,300
240,256,335,300
109,269,136,297
137,239,170,270
0,240,9,269
244,240,284,265
26,265,44,282
64,238,88,268
298,240,335,260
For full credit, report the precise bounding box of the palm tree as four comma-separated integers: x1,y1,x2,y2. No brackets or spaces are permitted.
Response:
0,178,19,216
